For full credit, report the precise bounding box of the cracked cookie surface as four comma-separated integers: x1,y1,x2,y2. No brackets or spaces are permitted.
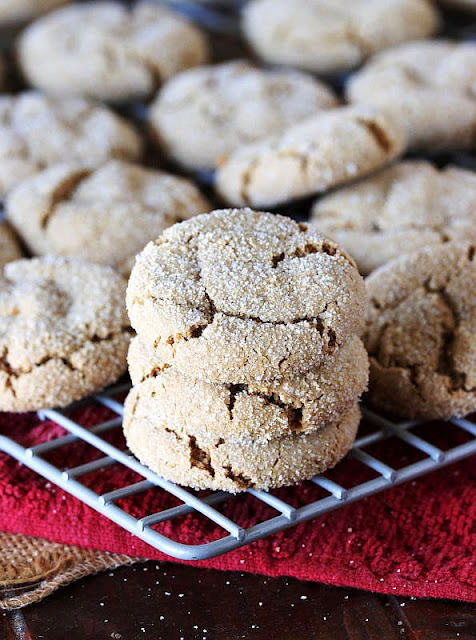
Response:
0,92,142,198
18,1,209,102
0,222,22,270
347,40,476,151
5,160,210,275
127,208,367,384
128,334,368,441
215,105,406,208
124,380,361,492
363,243,476,419
0,256,131,411
311,161,476,275
149,60,338,171
242,0,438,75
0,0,70,27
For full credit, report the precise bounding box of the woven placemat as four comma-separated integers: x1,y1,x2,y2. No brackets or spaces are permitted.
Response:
0,532,142,609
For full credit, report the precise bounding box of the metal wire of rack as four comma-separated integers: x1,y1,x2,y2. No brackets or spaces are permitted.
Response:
0,384,475,561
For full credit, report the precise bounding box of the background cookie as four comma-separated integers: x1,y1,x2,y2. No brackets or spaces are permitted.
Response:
346,40,476,150
0,221,22,270
127,209,367,384
363,243,476,419
149,60,338,171
18,1,209,102
5,160,210,275
127,334,368,442
0,92,142,198
311,161,476,274
242,0,439,75
0,256,131,411
124,382,361,492
0,0,70,27
215,106,406,208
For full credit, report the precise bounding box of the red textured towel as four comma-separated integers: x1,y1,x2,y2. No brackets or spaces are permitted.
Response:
0,405,475,602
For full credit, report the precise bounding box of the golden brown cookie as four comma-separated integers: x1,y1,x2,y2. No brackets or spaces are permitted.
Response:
346,40,476,151
0,222,22,270
5,160,210,275
149,60,338,171
311,161,476,275
242,0,439,74
18,1,209,102
127,209,367,384
124,380,361,492
0,256,131,411
0,91,142,198
215,106,406,208
363,243,476,419
127,334,368,442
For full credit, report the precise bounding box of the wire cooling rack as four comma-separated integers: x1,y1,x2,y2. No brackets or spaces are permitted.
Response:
0,385,475,561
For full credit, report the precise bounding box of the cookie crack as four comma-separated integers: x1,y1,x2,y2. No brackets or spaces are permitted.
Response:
226,383,304,432
223,465,252,489
189,436,215,477
356,117,392,153
40,169,92,229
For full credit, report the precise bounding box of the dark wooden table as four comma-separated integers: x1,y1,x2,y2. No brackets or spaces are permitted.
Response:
1,562,475,639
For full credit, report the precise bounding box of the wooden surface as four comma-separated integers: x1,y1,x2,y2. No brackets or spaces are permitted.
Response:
1,563,475,640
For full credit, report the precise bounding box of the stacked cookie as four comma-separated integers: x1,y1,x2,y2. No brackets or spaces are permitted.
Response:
123,208,369,492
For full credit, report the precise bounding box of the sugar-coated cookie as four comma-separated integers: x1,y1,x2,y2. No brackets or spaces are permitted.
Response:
127,209,367,384
18,1,209,102
311,161,476,274
364,243,476,419
346,40,476,151
124,380,361,492
216,106,405,208
0,256,131,411
127,334,368,442
242,0,439,74
149,60,338,171
0,92,142,198
5,160,210,275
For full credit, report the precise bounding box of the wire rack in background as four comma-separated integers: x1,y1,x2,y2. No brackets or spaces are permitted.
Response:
0,386,475,561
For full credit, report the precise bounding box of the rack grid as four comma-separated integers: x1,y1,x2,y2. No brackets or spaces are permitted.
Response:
0,384,474,561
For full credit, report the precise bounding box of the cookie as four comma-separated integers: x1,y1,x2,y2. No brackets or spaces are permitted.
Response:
215,105,406,208
363,243,476,419
5,160,210,276
124,380,361,492
0,222,22,270
0,0,69,27
0,256,131,411
0,92,142,198
127,209,367,384
18,1,209,102
149,60,338,171
346,40,476,151
242,0,439,75
311,161,476,275
128,334,368,442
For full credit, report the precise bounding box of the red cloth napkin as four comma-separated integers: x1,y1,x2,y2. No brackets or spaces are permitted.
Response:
0,405,475,602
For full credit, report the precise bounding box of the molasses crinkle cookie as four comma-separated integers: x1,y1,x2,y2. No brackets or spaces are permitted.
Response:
242,0,439,75
0,222,22,270
311,161,476,275
127,334,368,442
364,243,476,419
149,60,338,171
5,160,210,275
0,92,142,198
124,382,361,493
0,256,131,411
215,106,406,208
18,1,209,102
346,40,476,151
126,209,367,384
